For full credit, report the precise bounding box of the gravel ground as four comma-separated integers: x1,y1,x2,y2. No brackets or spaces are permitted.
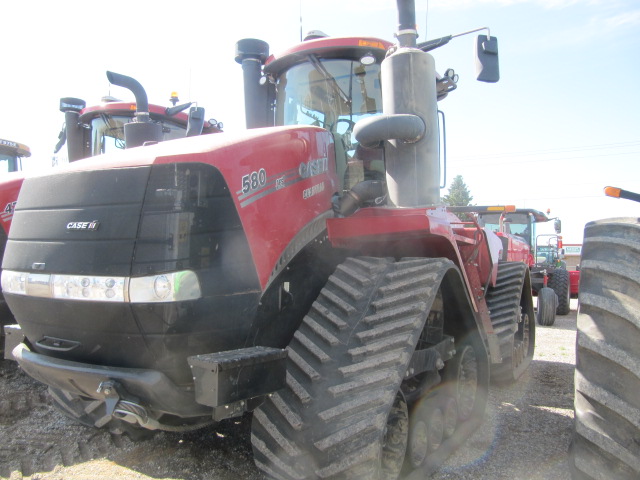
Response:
0,299,577,480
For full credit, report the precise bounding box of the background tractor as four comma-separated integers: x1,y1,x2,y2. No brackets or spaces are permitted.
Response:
476,207,571,325
1,1,535,478
0,138,30,174
570,186,640,480
53,71,222,165
0,73,220,356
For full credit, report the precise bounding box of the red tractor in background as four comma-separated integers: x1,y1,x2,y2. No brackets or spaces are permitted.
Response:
0,139,31,333
570,186,640,480
53,71,222,165
2,1,535,478
0,73,221,355
0,139,30,174
474,207,572,326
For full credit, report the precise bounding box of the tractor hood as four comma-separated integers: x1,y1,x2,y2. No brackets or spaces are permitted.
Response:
2,126,336,384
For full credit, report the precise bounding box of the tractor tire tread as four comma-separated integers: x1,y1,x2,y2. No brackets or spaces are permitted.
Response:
571,217,640,480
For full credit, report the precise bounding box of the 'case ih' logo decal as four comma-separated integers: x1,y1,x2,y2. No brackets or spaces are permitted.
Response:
67,220,100,231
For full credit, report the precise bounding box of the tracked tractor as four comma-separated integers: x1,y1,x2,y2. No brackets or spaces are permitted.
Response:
570,186,640,480
0,73,221,356
476,207,571,325
1,1,534,478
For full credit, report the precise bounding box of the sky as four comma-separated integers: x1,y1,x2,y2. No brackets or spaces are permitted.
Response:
1,0,639,244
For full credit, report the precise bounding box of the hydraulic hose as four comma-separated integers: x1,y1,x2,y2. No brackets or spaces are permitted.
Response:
337,180,387,217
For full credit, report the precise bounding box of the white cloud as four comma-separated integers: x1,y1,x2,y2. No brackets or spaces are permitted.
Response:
603,10,640,29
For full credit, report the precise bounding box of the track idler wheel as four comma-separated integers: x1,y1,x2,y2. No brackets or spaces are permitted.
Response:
449,344,479,421
381,391,410,478
407,411,429,469
426,407,444,452
442,397,458,439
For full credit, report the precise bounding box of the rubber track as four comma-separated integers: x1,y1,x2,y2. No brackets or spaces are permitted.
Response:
251,257,452,480
571,218,640,480
485,262,534,384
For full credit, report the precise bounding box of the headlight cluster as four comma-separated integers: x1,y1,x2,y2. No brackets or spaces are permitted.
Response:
1,270,201,303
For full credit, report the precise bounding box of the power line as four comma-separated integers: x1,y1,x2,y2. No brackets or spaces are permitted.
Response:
453,140,640,162
449,149,640,167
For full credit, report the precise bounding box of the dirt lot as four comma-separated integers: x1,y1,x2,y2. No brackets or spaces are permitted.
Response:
0,300,577,480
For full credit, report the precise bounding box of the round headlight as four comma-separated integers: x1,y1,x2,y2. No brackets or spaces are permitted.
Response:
153,275,171,299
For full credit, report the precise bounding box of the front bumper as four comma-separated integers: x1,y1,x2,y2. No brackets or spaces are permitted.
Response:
11,337,288,425
12,342,208,418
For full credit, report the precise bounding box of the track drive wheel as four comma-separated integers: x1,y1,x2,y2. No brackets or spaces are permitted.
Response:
485,262,536,384
251,257,488,480
549,268,571,315
570,218,640,480
536,287,557,326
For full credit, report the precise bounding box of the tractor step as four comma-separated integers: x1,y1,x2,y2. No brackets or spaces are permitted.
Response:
188,346,287,409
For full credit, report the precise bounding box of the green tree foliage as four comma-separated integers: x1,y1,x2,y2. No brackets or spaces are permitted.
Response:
442,175,474,206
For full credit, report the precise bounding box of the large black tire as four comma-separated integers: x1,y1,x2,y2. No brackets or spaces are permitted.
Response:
570,218,640,480
251,257,489,480
536,287,557,326
549,268,571,315
485,262,536,384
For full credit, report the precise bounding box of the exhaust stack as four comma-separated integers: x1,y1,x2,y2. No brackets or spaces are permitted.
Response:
106,71,163,148
235,39,271,129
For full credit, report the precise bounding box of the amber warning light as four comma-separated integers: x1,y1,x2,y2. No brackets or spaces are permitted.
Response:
603,186,640,203
604,186,622,198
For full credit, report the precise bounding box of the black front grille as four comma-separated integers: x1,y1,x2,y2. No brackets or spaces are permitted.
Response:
4,166,151,276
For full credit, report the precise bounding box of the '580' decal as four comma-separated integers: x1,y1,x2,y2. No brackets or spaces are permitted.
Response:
241,168,267,194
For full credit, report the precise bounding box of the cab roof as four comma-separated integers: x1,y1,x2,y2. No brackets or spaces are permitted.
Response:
264,36,392,75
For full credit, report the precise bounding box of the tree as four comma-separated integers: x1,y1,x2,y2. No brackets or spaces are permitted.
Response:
442,175,474,206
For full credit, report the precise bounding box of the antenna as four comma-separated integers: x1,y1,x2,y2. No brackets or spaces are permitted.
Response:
299,0,303,41
425,0,429,39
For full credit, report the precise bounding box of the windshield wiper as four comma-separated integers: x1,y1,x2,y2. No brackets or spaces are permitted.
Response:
308,54,351,106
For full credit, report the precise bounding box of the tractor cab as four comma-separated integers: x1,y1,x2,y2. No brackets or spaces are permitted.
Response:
237,36,392,192
271,40,387,189
0,139,30,174
476,207,555,250
535,234,566,269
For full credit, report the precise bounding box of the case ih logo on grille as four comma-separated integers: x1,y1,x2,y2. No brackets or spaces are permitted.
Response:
67,220,100,231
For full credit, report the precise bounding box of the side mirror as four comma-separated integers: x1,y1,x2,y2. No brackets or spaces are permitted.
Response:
554,219,562,233
475,35,499,83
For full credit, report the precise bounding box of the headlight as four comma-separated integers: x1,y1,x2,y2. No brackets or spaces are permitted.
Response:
129,271,201,303
51,275,126,302
1,269,201,303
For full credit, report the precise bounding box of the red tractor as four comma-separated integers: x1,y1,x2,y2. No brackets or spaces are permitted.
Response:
53,71,222,164
2,1,534,478
0,138,30,174
475,207,571,325
0,73,221,355
0,139,30,333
